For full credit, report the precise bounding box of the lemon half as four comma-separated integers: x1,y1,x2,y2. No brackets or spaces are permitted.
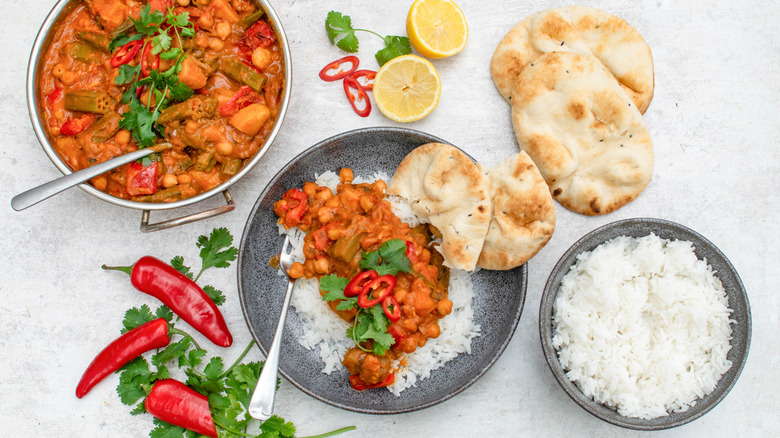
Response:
406,0,468,59
373,54,441,123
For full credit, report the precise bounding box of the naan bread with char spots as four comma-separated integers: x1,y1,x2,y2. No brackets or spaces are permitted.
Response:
511,52,653,215
491,6,654,113
388,143,492,271
477,152,556,270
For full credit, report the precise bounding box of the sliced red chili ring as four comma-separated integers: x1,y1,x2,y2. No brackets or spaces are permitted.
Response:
357,274,396,308
319,55,359,81
110,39,143,68
140,40,160,77
345,270,378,297
350,70,376,91
382,295,401,322
343,76,371,118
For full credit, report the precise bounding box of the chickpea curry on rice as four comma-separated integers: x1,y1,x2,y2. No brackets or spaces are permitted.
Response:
38,0,285,202
274,169,455,391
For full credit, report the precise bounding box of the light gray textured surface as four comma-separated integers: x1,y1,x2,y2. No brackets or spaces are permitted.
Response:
1,0,777,437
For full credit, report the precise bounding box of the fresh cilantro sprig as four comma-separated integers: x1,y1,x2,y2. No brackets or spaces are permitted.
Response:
170,227,238,305
325,11,411,66
111,4,195,148
321,239,410,355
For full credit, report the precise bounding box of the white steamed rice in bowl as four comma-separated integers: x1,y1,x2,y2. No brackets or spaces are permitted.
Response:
276,170,480,396
551,233,734,420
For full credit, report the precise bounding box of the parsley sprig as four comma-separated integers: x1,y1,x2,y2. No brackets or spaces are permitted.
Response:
325,11,411,66
321,239,411,355
110,228,355,438
112,4,195,148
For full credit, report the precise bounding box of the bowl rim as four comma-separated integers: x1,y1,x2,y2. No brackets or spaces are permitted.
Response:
25,0,292,211
538,217,751,430
237,126,529,414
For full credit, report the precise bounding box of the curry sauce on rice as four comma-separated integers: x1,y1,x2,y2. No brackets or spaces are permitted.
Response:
273,168,477,392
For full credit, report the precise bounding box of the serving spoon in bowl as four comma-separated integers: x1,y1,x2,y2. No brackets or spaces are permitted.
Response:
248,235,297,421
11,142,173,211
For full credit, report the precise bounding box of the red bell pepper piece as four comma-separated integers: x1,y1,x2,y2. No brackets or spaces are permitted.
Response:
344,270,378,297
46,88,63,107
102,256,233,347
405,241,418,263
387,324,405,347
319,56,359,82
60,114,97,136
350,70,376,91
349,373,395,391
140,40,159,77
75,318,170,398
278,188,308,228
343,75,371,118
126,161,159,196
110,39,143,68
357,274,396,308
312,228,330,252
245,19,276,49
149,0,172,12
145,379,217,438
219,85,264,117
382,295,401,322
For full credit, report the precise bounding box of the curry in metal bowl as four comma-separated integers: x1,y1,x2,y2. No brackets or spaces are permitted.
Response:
35,0,286,202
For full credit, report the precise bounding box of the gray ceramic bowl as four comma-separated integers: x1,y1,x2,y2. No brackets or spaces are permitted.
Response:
237,127,527,414
539,218,751,430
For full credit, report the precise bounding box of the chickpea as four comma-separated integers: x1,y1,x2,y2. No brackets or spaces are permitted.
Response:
326,227,346,241
317,207,333,224
52,63,66,78
421,323,441,339
176,0,190,6
114,129,131,145
437,298,453,316
198,11,214,29
287,262,305,279
401,318,417,332
184,120,199,135
208,38,224,51
339,168,354,184
202,124,223,141
54,110,65,121
215,141,233,155
60,71,79,86
162,173,178,188
371,180,387,193
314,187,332,200
302,181,318,197
177,174,192,185
313,257,330,275
215,21,232,40
394,287,408,304
359,195,375,212
325,196,340,208
91,176,108,191
195,33,209,48
251,47,273,70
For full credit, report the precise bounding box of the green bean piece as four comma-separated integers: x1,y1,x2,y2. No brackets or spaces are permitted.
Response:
109,18,135,40
76,31,111,52
65,42,103,64
77,111,122,144
240,9,265,27
220,57,268,92
194,151,216,172
220,159,243,176
157,96,218,125
133,186,182,203
63,90,114,114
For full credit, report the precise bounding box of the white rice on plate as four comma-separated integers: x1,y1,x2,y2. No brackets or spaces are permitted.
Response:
552,234,733,419
276,171,480,396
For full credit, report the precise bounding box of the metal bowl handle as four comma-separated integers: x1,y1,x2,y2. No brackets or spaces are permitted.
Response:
140,190,235,233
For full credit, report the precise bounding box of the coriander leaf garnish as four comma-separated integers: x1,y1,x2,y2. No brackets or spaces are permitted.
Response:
195,227,239,281
325,10,411,65
359,238,411,276
121,305,156,333
203,285,226,306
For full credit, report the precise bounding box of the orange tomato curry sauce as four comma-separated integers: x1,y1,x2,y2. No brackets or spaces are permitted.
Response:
274,169,453,388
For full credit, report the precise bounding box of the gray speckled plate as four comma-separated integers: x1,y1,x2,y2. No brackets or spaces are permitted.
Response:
237,127,527,414
539,218,751,430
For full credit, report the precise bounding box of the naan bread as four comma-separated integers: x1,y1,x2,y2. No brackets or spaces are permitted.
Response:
491,6,654,113
388,143,491,271
511,52,653,215
477,152,556,270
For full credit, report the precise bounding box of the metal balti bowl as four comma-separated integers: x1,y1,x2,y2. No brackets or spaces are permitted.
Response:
26,0,292,231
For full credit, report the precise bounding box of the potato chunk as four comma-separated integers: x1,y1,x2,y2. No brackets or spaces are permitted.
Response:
229,103,270,136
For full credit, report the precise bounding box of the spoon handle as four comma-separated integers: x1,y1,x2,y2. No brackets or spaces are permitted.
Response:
248,278,295,421
11,143,171,211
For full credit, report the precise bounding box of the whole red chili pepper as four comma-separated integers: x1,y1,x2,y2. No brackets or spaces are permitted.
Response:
344,270,378,297
319,55,360,81
357,274,396,308
102,256,233,347
110,39,143,68
145,379,217,438
343,75,371,118
76,318,170,398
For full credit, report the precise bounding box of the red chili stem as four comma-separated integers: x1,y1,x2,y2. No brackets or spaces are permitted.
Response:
102,256,233,347
145,379,217,438
75,318,170,398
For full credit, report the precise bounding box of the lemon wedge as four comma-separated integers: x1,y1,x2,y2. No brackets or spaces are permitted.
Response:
406,0,468,59
373,54,442,122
